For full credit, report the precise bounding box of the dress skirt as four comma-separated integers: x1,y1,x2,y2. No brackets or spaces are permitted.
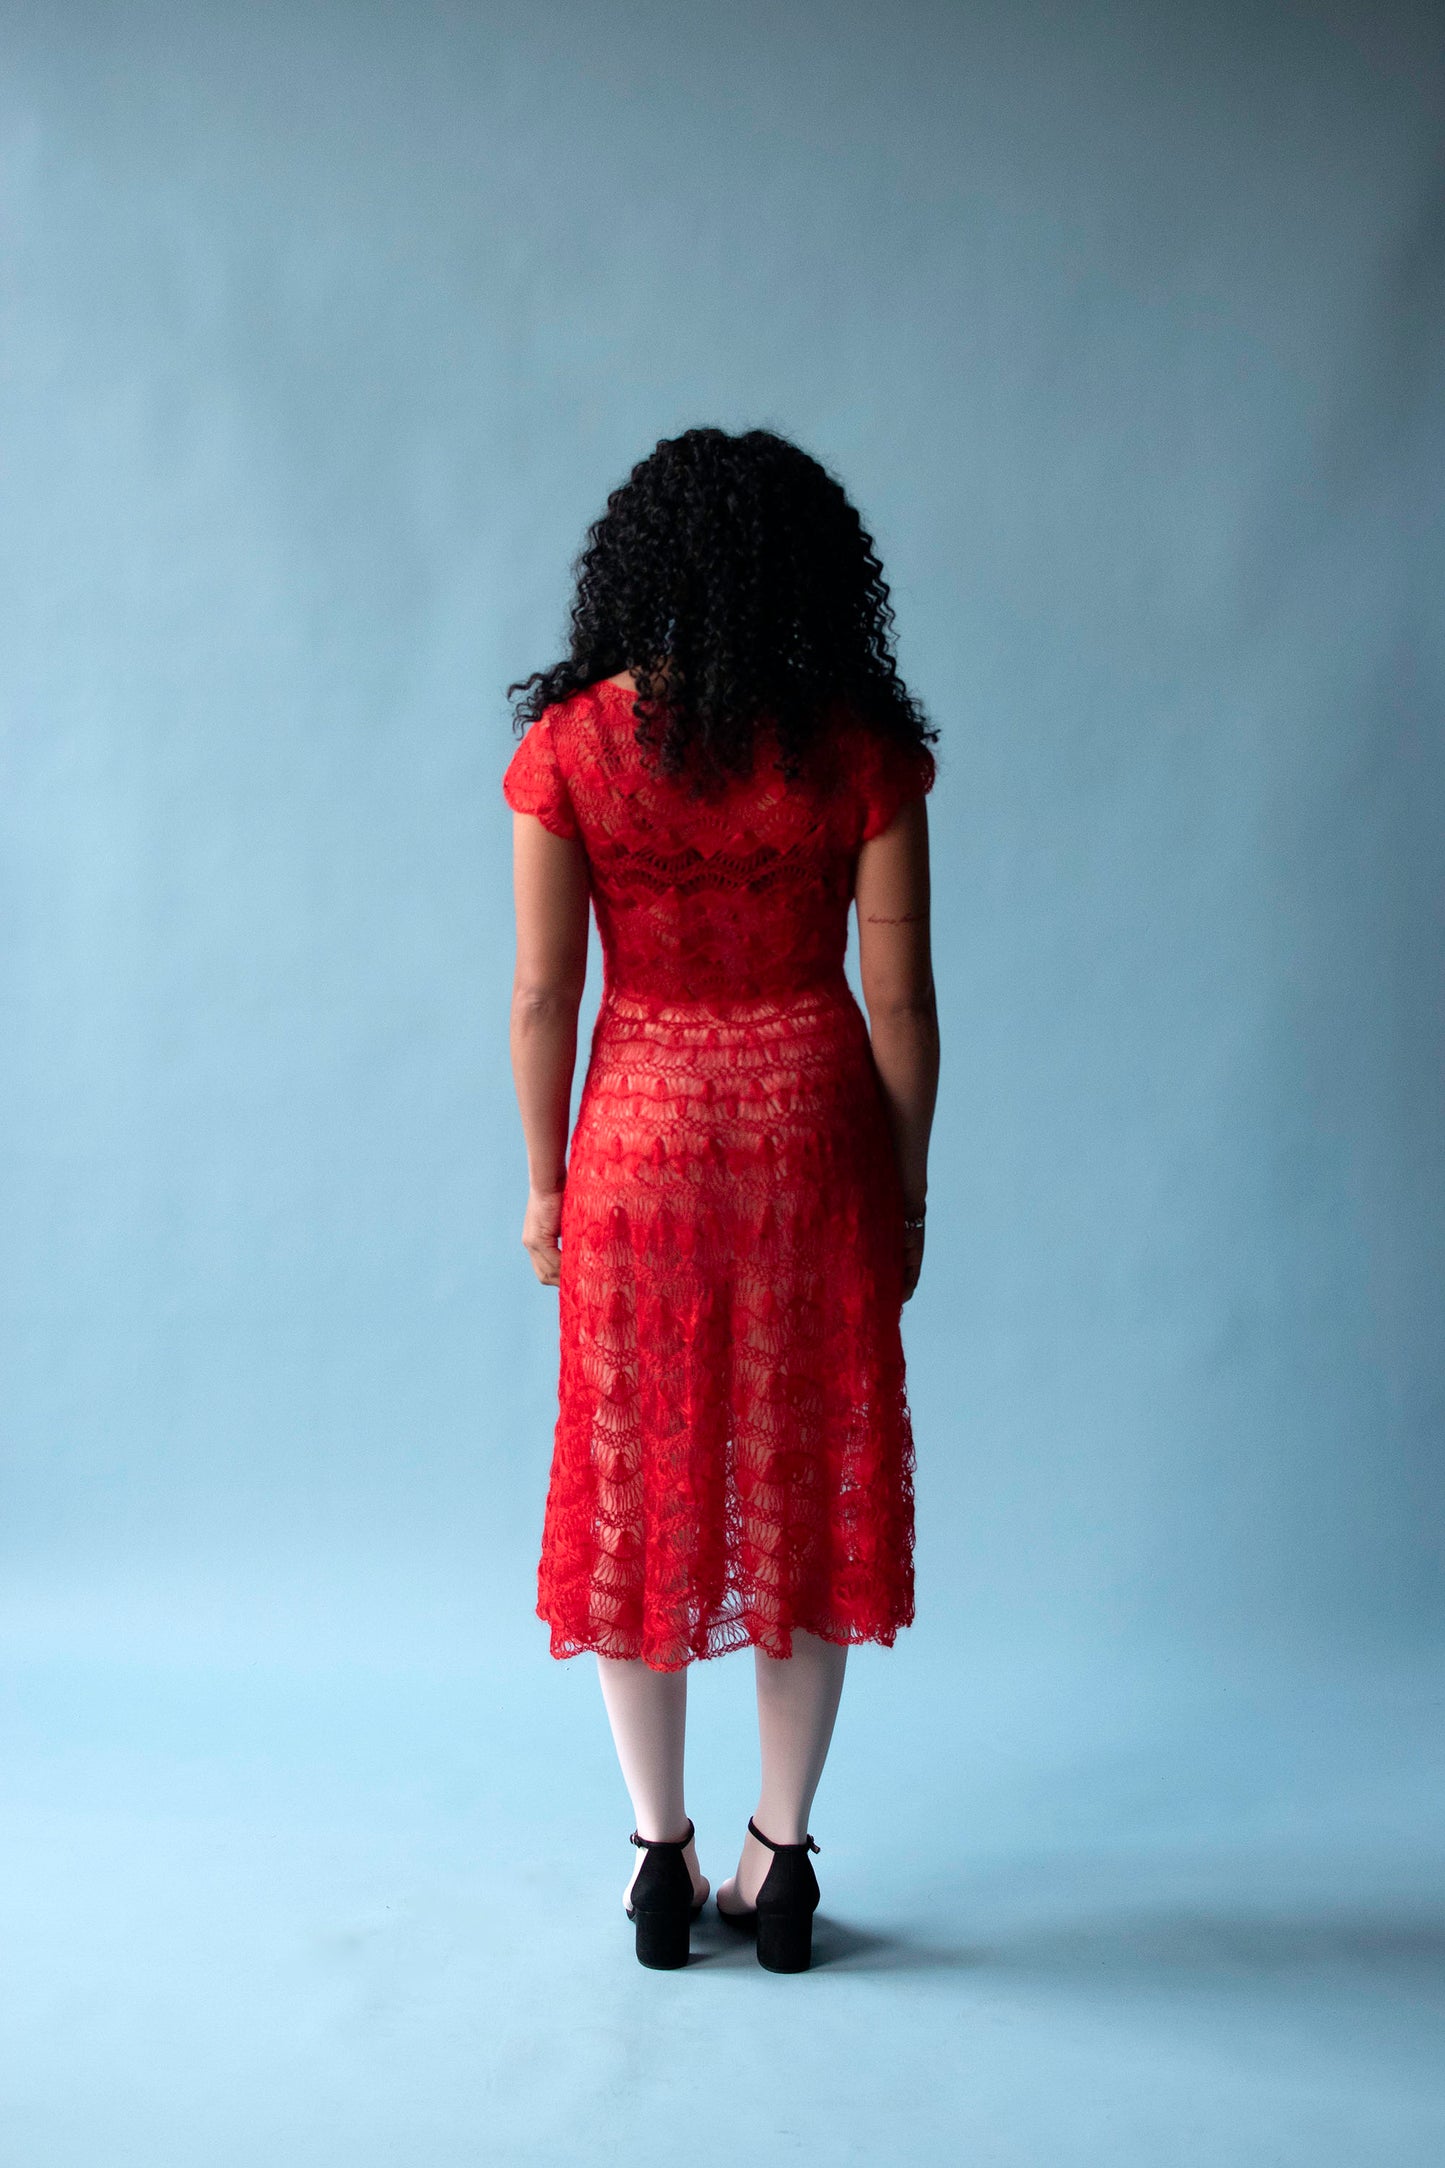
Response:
536,974,917,1672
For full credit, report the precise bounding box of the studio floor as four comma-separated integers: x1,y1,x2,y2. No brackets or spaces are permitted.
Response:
3,1600,1442,2166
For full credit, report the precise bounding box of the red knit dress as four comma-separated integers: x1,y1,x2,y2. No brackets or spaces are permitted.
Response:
503,678,936,1671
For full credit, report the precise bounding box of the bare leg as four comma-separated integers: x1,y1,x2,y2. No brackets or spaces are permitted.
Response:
717,1629,849,1914
595,1654,710,1911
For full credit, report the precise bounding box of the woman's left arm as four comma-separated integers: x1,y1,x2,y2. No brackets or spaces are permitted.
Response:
509,811,591,1286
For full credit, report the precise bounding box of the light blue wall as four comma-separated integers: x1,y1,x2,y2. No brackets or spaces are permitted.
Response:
2,0,1441,1670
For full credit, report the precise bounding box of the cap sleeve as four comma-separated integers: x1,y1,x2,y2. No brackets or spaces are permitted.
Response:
502,711,580,840
858,731,936,843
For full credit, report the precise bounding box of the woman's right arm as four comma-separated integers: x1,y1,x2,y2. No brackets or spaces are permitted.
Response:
855,795,939,1300
509,810,591,1286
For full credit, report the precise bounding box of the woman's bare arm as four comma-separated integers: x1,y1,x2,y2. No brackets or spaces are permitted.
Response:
854,795,939,1300
509,811,591,1286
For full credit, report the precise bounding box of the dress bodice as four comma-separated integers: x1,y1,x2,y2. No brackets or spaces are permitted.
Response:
502,680,934,1009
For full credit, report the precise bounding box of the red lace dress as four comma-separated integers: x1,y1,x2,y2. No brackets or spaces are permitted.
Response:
503,678,936,1671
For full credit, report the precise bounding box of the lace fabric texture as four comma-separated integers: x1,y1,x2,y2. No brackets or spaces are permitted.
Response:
503,678,935,1670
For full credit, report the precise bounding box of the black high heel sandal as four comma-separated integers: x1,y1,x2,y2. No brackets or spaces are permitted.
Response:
716,1817,822,1973
624,1816,705,1970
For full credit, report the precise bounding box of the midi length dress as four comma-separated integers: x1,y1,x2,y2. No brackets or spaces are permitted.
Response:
503,678,936,1672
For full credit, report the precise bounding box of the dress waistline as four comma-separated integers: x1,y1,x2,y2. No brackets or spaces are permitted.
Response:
599,972,854,1026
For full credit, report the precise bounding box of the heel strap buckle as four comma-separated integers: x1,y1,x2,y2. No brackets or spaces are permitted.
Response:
748,1817,820,1854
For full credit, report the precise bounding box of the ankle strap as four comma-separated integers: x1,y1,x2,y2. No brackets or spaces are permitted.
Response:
629,1816,695,1850
748,1816,820,1854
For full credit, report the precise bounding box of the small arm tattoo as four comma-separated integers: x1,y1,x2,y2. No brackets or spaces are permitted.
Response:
863,911,926,924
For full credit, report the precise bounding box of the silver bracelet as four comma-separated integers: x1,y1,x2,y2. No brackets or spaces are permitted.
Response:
903,1207,927,1233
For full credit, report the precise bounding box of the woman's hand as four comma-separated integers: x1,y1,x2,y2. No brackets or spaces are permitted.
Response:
902,1221,926,1302
523,1185,566,1286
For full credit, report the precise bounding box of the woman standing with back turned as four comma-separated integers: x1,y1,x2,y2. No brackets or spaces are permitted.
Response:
504,426,940,1973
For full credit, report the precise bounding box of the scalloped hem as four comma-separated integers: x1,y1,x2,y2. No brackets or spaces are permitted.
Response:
537,1603,914,1672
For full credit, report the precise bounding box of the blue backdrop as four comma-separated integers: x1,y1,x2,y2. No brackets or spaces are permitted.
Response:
2,4,1442,2163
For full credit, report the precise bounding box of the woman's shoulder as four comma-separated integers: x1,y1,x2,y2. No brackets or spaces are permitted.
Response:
506,677,631,819
537,675,631,742
828,714,937,840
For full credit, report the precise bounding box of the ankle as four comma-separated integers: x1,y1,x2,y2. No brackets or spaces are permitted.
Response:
751,1810,807,1847
630,1812,694,1848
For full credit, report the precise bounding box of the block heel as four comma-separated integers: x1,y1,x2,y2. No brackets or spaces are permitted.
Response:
756,1907,814,1973
624,1816,703,1970
633,1905,692,1969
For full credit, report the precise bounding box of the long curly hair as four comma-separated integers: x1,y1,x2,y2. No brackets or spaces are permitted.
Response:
507,426,936,794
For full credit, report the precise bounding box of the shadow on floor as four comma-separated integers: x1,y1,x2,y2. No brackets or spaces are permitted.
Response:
682,1910,985,1970
682,1905,1445,1978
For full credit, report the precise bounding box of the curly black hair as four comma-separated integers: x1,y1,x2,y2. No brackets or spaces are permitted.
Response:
507,426,936,795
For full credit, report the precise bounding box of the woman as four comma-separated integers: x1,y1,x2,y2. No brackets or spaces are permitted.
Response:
504,425,939,1973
